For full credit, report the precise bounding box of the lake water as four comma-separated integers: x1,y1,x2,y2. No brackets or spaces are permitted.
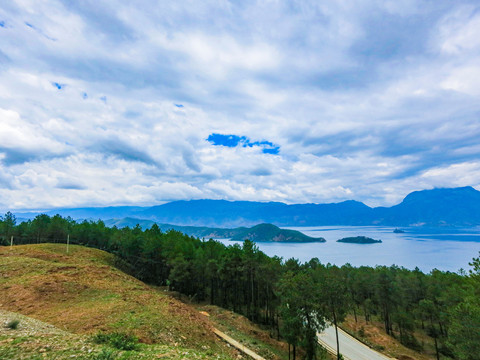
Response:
216,226,480,273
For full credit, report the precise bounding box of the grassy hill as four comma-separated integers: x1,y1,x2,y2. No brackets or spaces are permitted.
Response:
0,244,235,359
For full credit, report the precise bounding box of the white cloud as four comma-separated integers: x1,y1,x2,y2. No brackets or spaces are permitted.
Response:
0,0,479,210
0,108,68,157
437,6,480,55
421,162,480,189
441,65,480,96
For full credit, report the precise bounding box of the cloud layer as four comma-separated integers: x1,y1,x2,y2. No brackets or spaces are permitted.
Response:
0,0,480,209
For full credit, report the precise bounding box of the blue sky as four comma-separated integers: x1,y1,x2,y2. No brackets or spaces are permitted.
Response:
0,0,480,209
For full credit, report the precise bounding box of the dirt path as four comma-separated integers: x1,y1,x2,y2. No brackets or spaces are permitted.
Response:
214,328,267,360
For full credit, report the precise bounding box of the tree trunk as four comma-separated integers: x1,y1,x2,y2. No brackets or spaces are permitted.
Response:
276,312,280,341
210,278,214,305
363,304,369,323
333,309,340,360
438,321,445,337
384,305,391,335
233,276,238,312
250,270,255,321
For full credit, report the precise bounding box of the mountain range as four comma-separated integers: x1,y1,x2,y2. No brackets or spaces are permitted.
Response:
13,186,480,227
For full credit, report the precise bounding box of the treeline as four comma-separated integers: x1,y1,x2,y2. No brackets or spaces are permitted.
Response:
1,212,479,360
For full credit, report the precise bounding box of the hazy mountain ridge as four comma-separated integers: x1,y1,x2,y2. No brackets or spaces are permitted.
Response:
12,186,480,227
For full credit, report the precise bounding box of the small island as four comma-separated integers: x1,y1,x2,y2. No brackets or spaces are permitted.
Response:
393,228,405,233
337,236,382,244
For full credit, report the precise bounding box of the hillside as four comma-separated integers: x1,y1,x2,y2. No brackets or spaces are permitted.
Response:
0,244,235,359
14,186,480,227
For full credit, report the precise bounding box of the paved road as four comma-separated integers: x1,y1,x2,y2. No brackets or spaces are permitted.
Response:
317,326,393,360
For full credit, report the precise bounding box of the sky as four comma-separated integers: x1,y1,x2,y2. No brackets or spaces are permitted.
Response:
1,0,480,210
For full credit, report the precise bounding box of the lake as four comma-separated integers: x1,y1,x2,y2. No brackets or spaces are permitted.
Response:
216,226,480,273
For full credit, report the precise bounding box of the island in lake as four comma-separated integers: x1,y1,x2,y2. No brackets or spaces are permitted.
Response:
393,228,405,233
229,223,326,243
337,236,382,244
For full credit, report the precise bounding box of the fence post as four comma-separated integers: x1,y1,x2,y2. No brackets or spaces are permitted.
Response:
10,235,13,249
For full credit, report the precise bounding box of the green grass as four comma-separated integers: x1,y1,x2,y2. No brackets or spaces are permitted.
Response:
92,332,139,351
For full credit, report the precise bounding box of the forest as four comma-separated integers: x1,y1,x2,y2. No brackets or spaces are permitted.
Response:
1,211,479,360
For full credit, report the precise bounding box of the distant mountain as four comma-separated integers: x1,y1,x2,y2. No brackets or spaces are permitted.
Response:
135,199,373,227
14,206,146,221
103,220,325,243
372,187,480,226
12,186,480,227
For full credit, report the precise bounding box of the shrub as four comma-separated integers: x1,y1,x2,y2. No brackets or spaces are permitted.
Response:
400,332,422,351
6,319,20,330
316,345,329,360
91,348,117,360
358,326,365,337
92,332,138,351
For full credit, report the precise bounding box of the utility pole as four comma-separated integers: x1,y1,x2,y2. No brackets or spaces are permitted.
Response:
66,234,70,254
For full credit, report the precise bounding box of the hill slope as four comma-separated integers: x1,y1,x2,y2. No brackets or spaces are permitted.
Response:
0,244,233,358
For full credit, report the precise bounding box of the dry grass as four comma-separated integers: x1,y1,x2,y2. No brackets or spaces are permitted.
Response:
0,244,233,358
342,314,442,360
